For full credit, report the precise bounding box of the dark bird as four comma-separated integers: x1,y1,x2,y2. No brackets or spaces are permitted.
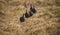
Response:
30,6,36,13
29,11,33,16
20,14,25,22
25,11,30,18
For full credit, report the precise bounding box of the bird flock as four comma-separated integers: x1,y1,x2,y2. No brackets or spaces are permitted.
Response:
20,5,37,22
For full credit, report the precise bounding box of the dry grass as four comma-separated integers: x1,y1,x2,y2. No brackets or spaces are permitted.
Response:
0,0,60,35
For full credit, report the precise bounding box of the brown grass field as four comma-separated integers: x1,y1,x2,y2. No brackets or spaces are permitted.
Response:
0,0,60,35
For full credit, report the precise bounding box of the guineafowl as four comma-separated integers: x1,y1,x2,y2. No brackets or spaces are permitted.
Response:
20,14,25,22
30,6,36,13
25,11,30,18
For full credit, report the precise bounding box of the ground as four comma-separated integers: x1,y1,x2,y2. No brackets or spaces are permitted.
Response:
0,0,60,35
